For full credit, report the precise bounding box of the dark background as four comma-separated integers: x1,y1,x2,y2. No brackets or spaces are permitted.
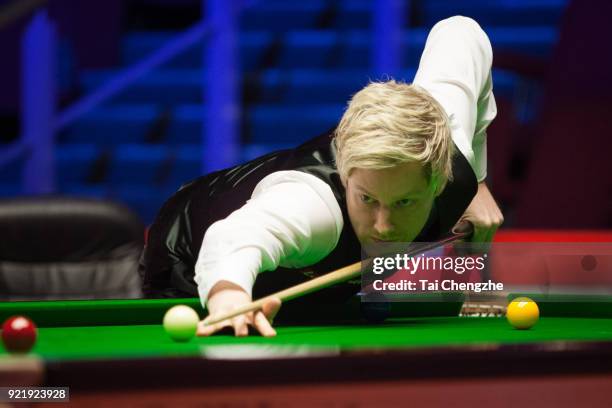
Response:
1,0,610,228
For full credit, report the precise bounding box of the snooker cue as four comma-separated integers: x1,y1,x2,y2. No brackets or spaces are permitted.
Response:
202,221,474,326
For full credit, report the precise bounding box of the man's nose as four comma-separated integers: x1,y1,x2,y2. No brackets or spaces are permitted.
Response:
373,207,394,236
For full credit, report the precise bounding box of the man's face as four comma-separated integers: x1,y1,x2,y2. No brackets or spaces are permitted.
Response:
345,162,436,245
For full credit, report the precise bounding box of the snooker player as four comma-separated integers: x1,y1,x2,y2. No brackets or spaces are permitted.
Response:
140,16,503,336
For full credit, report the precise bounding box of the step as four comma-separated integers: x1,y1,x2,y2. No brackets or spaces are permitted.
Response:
240,0,567,29
62,103,345,145
240,0,370,32
122,27,558,69
0,157,21,184
58,184,174,224
122,31,273,70
108,144,169,185
56,143,102,186
55,142,294,188
55,141,293,224
0,144,101,186
79,67,519,106
0,183,21,198
422,0,568,27
164,103,344,145
80,69,203,105
60,105,162,145
150,143,294,185
79,68,371,105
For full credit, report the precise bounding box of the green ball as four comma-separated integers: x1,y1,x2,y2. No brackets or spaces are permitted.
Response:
163,305,199,342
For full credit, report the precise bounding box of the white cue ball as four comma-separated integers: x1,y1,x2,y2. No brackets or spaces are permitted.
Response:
163,305,200,342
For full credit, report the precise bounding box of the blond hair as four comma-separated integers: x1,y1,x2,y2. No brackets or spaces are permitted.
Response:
334,80,454,195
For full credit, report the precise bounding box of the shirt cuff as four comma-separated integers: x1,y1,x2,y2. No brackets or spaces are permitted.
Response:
195,247,262,307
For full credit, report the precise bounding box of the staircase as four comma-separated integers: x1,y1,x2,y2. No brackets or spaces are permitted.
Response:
11,0,568,224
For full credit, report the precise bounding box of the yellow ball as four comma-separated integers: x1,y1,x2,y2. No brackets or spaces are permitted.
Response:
506,297,539,330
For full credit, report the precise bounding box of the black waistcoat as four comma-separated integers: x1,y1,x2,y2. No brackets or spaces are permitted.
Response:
140,130,477,302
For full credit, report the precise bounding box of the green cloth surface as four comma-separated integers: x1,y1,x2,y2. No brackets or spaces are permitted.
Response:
2,316,612,361
2,296,612,361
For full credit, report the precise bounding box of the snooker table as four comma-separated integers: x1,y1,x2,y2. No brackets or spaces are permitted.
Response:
1,296,612,407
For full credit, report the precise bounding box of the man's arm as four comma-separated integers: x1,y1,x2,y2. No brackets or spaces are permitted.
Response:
413,15,496,183
194,171,343,335
413,16,503,241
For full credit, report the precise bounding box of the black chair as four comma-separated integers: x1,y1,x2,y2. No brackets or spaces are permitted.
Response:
0,196,145,300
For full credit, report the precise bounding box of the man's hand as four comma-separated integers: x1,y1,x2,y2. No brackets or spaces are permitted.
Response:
197,280,281,337
458,181,504,243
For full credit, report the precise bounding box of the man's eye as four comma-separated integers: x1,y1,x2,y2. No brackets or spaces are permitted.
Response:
360,194,375,204
396,199,414,208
